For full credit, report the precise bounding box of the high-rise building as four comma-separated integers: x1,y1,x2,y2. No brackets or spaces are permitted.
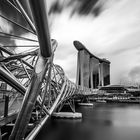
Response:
74,40,110,89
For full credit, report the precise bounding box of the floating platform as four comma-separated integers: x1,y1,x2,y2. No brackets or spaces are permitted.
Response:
78,103,94,106
52,112,82,119
96,100,106,103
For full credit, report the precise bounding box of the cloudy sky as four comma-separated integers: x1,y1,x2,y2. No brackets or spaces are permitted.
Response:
0,0,140,85
48,0,140,85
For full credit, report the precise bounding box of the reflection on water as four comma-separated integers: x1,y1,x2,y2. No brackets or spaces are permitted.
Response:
35,103,140,140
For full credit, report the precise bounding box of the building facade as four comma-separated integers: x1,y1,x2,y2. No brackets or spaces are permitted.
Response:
74,40,110,89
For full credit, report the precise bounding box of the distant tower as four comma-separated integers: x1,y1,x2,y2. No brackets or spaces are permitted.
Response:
73,41,110,89
89,57,100,89
76,49,90,88
99,60,110,87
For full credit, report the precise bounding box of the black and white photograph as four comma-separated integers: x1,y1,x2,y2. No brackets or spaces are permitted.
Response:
0,0,140,140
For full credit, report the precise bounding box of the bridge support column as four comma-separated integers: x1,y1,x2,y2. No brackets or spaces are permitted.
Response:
78,95,94,106
53,99,82,119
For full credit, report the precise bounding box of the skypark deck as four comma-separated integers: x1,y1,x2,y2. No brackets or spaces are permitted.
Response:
73,40,110,63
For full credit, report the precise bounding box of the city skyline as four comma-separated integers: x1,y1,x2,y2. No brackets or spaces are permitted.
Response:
49,0,140,84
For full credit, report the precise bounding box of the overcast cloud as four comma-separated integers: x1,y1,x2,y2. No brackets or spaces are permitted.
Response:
1,0,140,85
48,0,140,85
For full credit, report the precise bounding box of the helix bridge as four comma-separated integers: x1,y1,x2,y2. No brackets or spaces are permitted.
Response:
0,0,101,139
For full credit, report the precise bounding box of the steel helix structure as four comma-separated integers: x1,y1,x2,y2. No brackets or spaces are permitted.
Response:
0,0,94,140
0,39,93,140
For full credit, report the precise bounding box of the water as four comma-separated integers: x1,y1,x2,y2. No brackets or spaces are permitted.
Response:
35,103,140,140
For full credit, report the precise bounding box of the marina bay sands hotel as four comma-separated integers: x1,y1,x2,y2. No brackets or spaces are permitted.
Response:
74,41,110,89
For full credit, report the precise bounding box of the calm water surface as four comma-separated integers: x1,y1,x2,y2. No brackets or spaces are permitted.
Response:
35,103,140,140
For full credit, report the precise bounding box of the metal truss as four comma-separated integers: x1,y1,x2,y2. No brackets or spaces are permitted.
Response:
0,0,95,140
